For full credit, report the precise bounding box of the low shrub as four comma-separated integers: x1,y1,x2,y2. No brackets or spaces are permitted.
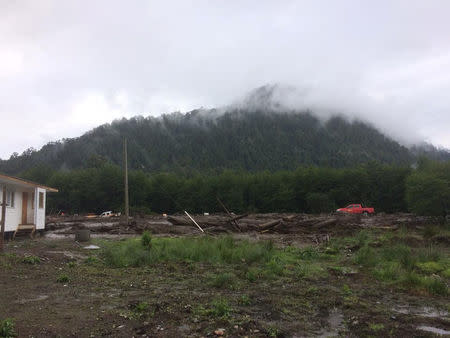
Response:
208,298,232,318
416,261,444,274
266,325,282,337
141,231,152,249
238,294,251,306
22,255,40,265
56,274,70,283
245,267,261,282
341,284,353,296
423,277,448,296
131,302,151,318
441,268,450,278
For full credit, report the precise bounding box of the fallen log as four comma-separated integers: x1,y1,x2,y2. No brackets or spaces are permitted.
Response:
167,215,191,226
230,214,249,222
313,218,337,229
258,219,282,231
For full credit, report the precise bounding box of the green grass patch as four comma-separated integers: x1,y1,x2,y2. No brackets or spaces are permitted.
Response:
131,302,153,318
423,276,448,295
341,284,353,296
245,267,262,282
354,245,377,267
101,234,339,285
422,225,441,239
373,262,401,281
352,232,449,295
102,235,275,268
416,245,444,262
208,272,236,288
84,256,100,265
369,323,384,331
294,262,328,280
441,268,450,278
56,274,70,283
209,298,232,318
22,255,40,265
416,261,444,274
299,246,321,260
238,294,251,306
67,261,77,268
0,318,16,338
195,298,232,319
266,325,282,337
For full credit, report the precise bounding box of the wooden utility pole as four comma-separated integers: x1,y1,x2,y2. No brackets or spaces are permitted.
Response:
0,186,6,252
123,138,129,225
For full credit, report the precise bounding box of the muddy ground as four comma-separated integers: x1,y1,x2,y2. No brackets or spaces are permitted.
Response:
1,214,449,337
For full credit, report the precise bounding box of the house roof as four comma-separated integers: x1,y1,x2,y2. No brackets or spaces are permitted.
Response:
0,173,58,192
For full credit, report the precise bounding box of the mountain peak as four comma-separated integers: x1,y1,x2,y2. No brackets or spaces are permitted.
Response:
234,84,304,112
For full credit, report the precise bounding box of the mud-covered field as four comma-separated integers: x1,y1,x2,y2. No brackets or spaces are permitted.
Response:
1,214,449,337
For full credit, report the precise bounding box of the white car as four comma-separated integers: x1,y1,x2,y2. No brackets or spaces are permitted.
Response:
100,211,113,217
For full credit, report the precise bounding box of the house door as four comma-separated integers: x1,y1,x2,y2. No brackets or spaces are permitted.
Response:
22,192,28,224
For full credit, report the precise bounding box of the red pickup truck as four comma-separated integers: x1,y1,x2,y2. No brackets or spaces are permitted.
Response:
336,204,375,215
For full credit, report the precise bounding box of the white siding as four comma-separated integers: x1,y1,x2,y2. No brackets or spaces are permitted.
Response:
0,188,22,232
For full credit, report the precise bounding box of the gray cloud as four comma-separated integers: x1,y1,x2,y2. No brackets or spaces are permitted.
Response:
1,0,450,159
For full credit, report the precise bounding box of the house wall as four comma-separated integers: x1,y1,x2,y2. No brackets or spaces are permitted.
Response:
0,187,22,232
0,186,43,231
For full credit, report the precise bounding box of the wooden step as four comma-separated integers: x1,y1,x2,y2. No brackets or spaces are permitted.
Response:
13,224,36,239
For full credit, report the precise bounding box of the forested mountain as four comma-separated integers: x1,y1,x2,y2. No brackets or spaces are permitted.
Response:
1,86,449,175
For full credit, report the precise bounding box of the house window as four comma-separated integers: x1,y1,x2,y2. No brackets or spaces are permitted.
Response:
6,189,15,207
31,192,35,209
39,192,44,209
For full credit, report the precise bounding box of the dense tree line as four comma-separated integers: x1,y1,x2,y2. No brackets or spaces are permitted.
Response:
406,159,450,217
19,160,448,217
6,109,447,174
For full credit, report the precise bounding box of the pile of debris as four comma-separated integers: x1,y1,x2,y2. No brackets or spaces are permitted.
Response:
166,213,364,236
45,212,441,240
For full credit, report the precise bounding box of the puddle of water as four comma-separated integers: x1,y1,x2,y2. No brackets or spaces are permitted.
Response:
393,305,448,319
317,307,345,337
417,326,450,335
328,308,344,328
15,295,49,304
83,222,116,228
46,250,88,259
45,232,137,240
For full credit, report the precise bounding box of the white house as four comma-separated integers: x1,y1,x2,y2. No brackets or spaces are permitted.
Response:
0,173,58,238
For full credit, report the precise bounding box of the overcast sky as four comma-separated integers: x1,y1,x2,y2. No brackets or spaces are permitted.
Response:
1,0,450,159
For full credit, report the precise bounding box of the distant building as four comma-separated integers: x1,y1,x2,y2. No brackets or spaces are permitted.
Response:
0,173,58,238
